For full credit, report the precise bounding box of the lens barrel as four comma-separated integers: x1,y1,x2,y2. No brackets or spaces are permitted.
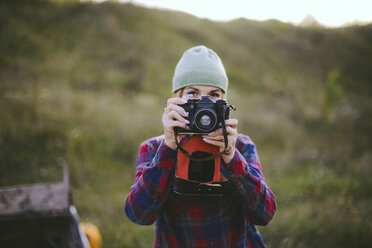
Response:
194,108,217,132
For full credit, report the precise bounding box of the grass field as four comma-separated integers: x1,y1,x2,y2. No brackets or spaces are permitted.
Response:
0,1,371,247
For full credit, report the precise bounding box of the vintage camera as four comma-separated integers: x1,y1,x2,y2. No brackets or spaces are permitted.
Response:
175,96,231,135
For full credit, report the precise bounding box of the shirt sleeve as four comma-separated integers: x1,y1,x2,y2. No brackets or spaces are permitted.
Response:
124,137,177,225
221,135,277,226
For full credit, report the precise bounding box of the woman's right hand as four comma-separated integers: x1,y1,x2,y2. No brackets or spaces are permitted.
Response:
162,97,190,149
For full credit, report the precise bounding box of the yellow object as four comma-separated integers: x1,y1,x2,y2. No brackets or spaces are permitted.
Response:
79,222,102,248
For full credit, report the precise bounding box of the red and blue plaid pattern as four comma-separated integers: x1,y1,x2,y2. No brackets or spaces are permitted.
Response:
125,134,276,248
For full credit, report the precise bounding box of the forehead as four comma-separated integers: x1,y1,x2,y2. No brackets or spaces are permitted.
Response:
184,85,222,92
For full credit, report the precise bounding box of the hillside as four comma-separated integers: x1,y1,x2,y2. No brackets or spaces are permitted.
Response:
0,0,371,247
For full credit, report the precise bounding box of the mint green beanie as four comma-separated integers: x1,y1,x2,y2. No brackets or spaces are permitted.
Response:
172,45,228,93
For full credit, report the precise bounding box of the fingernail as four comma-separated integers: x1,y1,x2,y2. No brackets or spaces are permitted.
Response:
185,120,190,124
184,111,189,117
209,132,215,136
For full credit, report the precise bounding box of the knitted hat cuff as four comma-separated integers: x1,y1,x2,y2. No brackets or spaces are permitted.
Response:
172,70,228,93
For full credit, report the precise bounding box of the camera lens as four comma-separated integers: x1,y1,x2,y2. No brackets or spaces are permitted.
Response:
200,115,211,126
194,108,217,132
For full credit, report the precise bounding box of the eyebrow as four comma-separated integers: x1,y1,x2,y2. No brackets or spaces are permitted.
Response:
185,87,221,94
209,89,222,94
185,87,200,92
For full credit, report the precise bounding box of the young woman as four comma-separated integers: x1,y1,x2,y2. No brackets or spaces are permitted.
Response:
125,46,276,248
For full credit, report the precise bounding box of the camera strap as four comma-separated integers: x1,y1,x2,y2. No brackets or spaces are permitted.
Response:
174,177,228,196
174,105,235,161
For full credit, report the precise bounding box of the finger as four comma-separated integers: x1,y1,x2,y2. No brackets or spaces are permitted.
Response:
167,97,187,106
226,126,237,134
211,126,237,136
169,120,190,130
167,103,189,117
209,128,222,136
203,134,224,141
204,134,236,148
168,110,190,124
225,119,238,129
164,118,189,130
202,137,224,148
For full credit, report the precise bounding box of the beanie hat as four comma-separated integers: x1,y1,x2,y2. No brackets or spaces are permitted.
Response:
172,45,228,93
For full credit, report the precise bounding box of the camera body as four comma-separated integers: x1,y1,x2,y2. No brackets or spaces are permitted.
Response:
175,96,230,135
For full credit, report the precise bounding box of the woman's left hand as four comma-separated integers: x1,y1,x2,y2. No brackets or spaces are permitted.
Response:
202,119,238,164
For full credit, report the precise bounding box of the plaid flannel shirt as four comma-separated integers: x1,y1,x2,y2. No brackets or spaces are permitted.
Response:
125,134,276,248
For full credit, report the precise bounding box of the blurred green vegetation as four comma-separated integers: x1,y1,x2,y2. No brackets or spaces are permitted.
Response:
1,0,371,247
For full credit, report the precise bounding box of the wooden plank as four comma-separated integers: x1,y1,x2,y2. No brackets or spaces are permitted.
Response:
0,160,70,215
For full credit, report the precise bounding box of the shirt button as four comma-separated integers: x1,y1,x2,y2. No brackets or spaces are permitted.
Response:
210,241,214,246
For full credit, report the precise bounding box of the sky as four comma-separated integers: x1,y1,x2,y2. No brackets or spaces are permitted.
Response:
120,0,372,27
